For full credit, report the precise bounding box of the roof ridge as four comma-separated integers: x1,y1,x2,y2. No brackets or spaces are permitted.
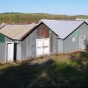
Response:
41,19,84,39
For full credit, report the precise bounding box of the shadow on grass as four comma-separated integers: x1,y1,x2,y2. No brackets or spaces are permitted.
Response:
0,53,88,88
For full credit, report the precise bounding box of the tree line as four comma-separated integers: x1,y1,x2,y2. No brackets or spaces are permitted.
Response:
0,12,88,24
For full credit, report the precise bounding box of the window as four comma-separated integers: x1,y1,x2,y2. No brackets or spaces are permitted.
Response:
0,34,5,43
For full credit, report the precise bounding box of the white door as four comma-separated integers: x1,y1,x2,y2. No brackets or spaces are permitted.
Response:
7,43,14,61
79,36,87,50
36,38,49,57
36,39,43,56
43,38,49,55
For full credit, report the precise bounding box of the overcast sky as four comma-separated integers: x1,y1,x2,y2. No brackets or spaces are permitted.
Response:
0,0,88,15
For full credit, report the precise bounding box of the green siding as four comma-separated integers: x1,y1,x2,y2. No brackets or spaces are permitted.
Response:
74,30,78,37
0,34,5,43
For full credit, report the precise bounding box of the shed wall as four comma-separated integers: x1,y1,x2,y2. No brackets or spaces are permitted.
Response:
21,29,37,60
5,37,13,42
16,41,22,61
58,39,63,53
63,23,88,53
49,30,58,54
0,44,5,63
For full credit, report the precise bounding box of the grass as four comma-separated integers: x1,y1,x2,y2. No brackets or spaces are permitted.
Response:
0,52,88,88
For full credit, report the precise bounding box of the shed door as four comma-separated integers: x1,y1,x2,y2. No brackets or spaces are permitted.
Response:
43,38,49,55
36,39,43,56
79,36,87,50
36,38,49,57
7,43,14,61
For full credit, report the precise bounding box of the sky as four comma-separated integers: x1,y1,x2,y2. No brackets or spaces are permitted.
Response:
0,0,88,15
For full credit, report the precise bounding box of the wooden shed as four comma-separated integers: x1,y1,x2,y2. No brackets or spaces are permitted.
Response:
0,23,58,63
41,19,88,54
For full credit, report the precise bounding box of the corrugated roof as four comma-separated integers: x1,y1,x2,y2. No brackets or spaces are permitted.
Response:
0,23,38,40
76,18,88,23
41,19,85,39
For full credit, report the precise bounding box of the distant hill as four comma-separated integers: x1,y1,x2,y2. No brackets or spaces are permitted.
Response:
0,12,88,24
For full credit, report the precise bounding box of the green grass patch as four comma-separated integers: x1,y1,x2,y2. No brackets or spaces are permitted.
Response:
0,53,88,88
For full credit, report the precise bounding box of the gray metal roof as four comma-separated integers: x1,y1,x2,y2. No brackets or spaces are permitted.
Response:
76,18,88,23
41,19,85,39
0,23,38,40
